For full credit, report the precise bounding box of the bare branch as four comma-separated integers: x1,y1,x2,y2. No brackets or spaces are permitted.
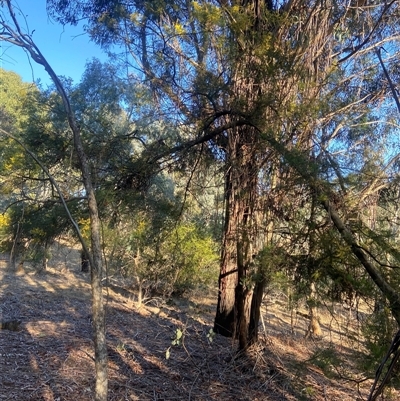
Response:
376,47,400,114
338,0,397,63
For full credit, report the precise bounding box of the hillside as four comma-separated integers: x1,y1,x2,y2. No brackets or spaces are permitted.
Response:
0,249,394,401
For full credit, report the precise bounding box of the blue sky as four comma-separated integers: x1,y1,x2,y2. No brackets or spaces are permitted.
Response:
0,0,108,86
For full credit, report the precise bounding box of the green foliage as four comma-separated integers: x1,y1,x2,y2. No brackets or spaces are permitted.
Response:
0,212,11,252
21,89,71,167
206,328,215,343
107,214,219,295
308,346,342,379
101,166,220,296
0,69,79,260
255,245,286,275
0,69,43,179
8,1,400,374
270,270,292,295
4,200,80,262
361,306,398,372
166,327,184,360
163,222,219,293
300,386,316,400
0,69,39,127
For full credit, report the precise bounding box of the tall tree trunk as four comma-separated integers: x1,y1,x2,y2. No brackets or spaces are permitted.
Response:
214,0,270,348
248,173,278,345
214,126,259,349
214,166,239,337
0,5,108,398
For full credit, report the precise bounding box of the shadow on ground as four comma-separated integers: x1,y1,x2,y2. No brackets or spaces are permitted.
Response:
0,257,380,401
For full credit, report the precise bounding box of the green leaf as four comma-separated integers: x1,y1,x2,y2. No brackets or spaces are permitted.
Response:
176,328,183,340
207,328,215,343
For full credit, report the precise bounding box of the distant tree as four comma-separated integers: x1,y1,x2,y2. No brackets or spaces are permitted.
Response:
0,69,45,267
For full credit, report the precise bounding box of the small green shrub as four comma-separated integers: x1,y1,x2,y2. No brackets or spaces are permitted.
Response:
308,346,342,378
105,219,219,297
361,307,397,373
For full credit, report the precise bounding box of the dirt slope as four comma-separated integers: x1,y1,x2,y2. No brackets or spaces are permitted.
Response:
0,253,392,400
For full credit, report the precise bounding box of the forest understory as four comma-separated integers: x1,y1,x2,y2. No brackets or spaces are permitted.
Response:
0,245,396,401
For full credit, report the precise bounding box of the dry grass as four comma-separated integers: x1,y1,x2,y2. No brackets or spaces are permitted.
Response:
0,249,397,401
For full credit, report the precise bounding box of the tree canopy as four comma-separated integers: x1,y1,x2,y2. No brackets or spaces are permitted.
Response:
2,0,400,399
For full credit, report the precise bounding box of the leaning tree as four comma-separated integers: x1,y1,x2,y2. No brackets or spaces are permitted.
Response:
0,2,108,400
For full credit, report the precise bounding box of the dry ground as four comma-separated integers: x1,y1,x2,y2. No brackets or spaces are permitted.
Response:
0,245,397,400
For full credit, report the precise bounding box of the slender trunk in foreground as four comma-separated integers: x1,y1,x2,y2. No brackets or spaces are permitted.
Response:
0,3,108,399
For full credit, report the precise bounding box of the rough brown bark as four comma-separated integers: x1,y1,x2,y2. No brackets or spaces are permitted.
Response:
214,159,240,337
236,284,253,349
214,124,259,349
248,278,266,345
214,0,276,348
